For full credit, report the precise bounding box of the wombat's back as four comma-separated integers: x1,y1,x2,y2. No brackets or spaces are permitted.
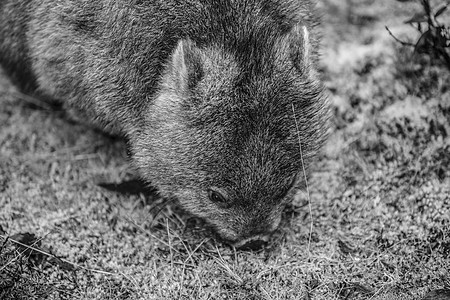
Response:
1,0,319,134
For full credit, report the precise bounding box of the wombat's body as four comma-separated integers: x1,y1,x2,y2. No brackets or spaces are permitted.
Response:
0,0,329,247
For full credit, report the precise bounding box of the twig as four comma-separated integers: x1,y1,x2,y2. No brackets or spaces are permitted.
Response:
2,234,142,292
0,232,51,272
1,235,115,276
214,245,243,285
291,103,313,255
183,238,210,265
12,91,55,111
167,218,174,276
385,26,415,47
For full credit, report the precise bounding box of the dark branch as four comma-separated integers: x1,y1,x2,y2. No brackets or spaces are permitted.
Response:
385,26,415,47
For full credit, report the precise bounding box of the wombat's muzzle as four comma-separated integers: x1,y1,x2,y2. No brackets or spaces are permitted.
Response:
232,234,270,251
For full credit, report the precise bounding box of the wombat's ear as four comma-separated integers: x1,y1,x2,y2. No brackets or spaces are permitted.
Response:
165,39,204,94
287,24,311,73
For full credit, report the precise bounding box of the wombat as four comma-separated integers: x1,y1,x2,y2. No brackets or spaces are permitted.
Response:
0,0,329,248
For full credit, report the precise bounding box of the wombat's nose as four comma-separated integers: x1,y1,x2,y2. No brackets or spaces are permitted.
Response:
238,239,267,250
235,238,268,251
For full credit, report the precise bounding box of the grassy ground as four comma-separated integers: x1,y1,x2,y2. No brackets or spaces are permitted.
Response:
1,1,449,299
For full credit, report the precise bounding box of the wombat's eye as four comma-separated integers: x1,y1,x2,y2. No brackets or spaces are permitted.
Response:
208,188,228,204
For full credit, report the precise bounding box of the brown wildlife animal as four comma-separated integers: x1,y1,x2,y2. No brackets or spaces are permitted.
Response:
0,0,330,249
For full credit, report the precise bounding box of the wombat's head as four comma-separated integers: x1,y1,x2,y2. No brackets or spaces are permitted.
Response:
131,24,329,248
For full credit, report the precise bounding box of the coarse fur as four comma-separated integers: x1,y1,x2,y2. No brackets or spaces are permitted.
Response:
0,0,330,246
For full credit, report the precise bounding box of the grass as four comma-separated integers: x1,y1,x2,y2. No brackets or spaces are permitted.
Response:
1,1,449,299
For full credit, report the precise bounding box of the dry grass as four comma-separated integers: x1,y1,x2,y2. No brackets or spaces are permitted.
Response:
1,1,450,299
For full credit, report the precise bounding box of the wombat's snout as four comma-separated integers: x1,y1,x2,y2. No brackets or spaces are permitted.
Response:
232,235,270,251
216,213,281,250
